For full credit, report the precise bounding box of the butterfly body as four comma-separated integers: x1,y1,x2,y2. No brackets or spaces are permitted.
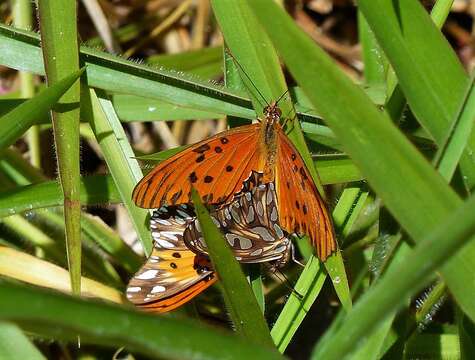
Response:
133,103,336,260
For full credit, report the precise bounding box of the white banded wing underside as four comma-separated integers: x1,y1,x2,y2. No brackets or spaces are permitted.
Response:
184,181,292,266
126,204,216,311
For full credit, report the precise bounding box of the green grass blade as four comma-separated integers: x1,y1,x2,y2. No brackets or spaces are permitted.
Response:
312,193,475,359
270,255,326,352
81,89,152,255
38,0,82,295
191,189,275,348
359,0,467,141
270,188,363,351
0,280,284,360
0,68,83,152
0,322,45,360
246,0,475,321
359,0,475,192
0,175,120,218
435,73,475,182
112,95,222,121
0,23,254,119
211,0,350,310
147,46,223,78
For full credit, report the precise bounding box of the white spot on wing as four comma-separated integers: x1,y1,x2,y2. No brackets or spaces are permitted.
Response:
211,216,221,228
270,207,278,222
155,219,172,226
250,249,263,256
251,226,275,242
161,232,179,241
157,239,175,248
274,223,284,238
151,285,166,293
135,270,158,280
224,208,231,220
246,206,255,223
266,188,273,205
256,202,264,217
127,286,141,293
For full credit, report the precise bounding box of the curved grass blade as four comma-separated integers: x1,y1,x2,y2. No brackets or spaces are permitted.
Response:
270,186,362,351
0,23,322,124
0,279,284,360
211,0,350,313
0,247,124,304
191,189,275,348
0,175,120,218
81,89,152,255
0,68,84,152
246,0,475,321
312,194,475,359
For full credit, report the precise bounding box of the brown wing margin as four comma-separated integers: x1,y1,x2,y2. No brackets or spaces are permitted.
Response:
276,131,336,260
132,124,262,208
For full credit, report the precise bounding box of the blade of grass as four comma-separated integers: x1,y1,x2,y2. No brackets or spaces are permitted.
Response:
247,0,475,321
38,0,82,295
211,0,350,311
0,247,124,303
112,95,222,121
0,23,254,119
0,279,284,360
359,0,475,192
434,73,475,182
0,23,324,125
192,189,275,348
0,322,45,360
312,193,475,359
11,0,40,168
81,88,152,255
0,175,120,218
271,188,363,351
0,69,83,152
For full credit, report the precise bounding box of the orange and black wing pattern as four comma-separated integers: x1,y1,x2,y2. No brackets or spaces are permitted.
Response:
126,205,216,313
132,124,261,208
275,129,336,260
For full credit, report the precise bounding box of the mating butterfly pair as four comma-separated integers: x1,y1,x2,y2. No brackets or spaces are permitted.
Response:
127,175,291,312
128,102,337,312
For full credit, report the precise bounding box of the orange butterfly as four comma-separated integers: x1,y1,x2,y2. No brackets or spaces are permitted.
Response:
127,181,291,312
133,102,336,260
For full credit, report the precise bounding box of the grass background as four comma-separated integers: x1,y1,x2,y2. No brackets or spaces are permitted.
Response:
0,0,475,359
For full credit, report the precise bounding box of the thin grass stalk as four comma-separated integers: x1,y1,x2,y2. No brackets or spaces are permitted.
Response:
37,0,82,295
11,0,41,168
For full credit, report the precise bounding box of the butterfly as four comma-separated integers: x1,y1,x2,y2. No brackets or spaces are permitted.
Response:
133,102,336,260
127,180,291,313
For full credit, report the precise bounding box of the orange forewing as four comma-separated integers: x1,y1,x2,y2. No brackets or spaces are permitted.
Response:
275,128,336,260
133,124,261,208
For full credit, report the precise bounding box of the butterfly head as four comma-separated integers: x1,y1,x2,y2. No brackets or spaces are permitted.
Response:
263,101,282,126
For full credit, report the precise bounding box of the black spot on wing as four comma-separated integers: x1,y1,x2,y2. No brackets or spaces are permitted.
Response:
193,144,211,153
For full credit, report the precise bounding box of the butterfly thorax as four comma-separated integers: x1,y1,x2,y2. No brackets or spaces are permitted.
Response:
260,102,282,183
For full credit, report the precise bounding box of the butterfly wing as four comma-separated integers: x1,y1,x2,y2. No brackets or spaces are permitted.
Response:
133,124,262,208
276,129,336,260
126,206,216,313
184,176,292,264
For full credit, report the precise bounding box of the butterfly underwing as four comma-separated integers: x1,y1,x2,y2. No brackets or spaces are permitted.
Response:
126,180,291,312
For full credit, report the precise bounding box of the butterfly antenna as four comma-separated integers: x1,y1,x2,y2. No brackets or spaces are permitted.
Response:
264,263,303,299
225,48,269,110
275,89,289,105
